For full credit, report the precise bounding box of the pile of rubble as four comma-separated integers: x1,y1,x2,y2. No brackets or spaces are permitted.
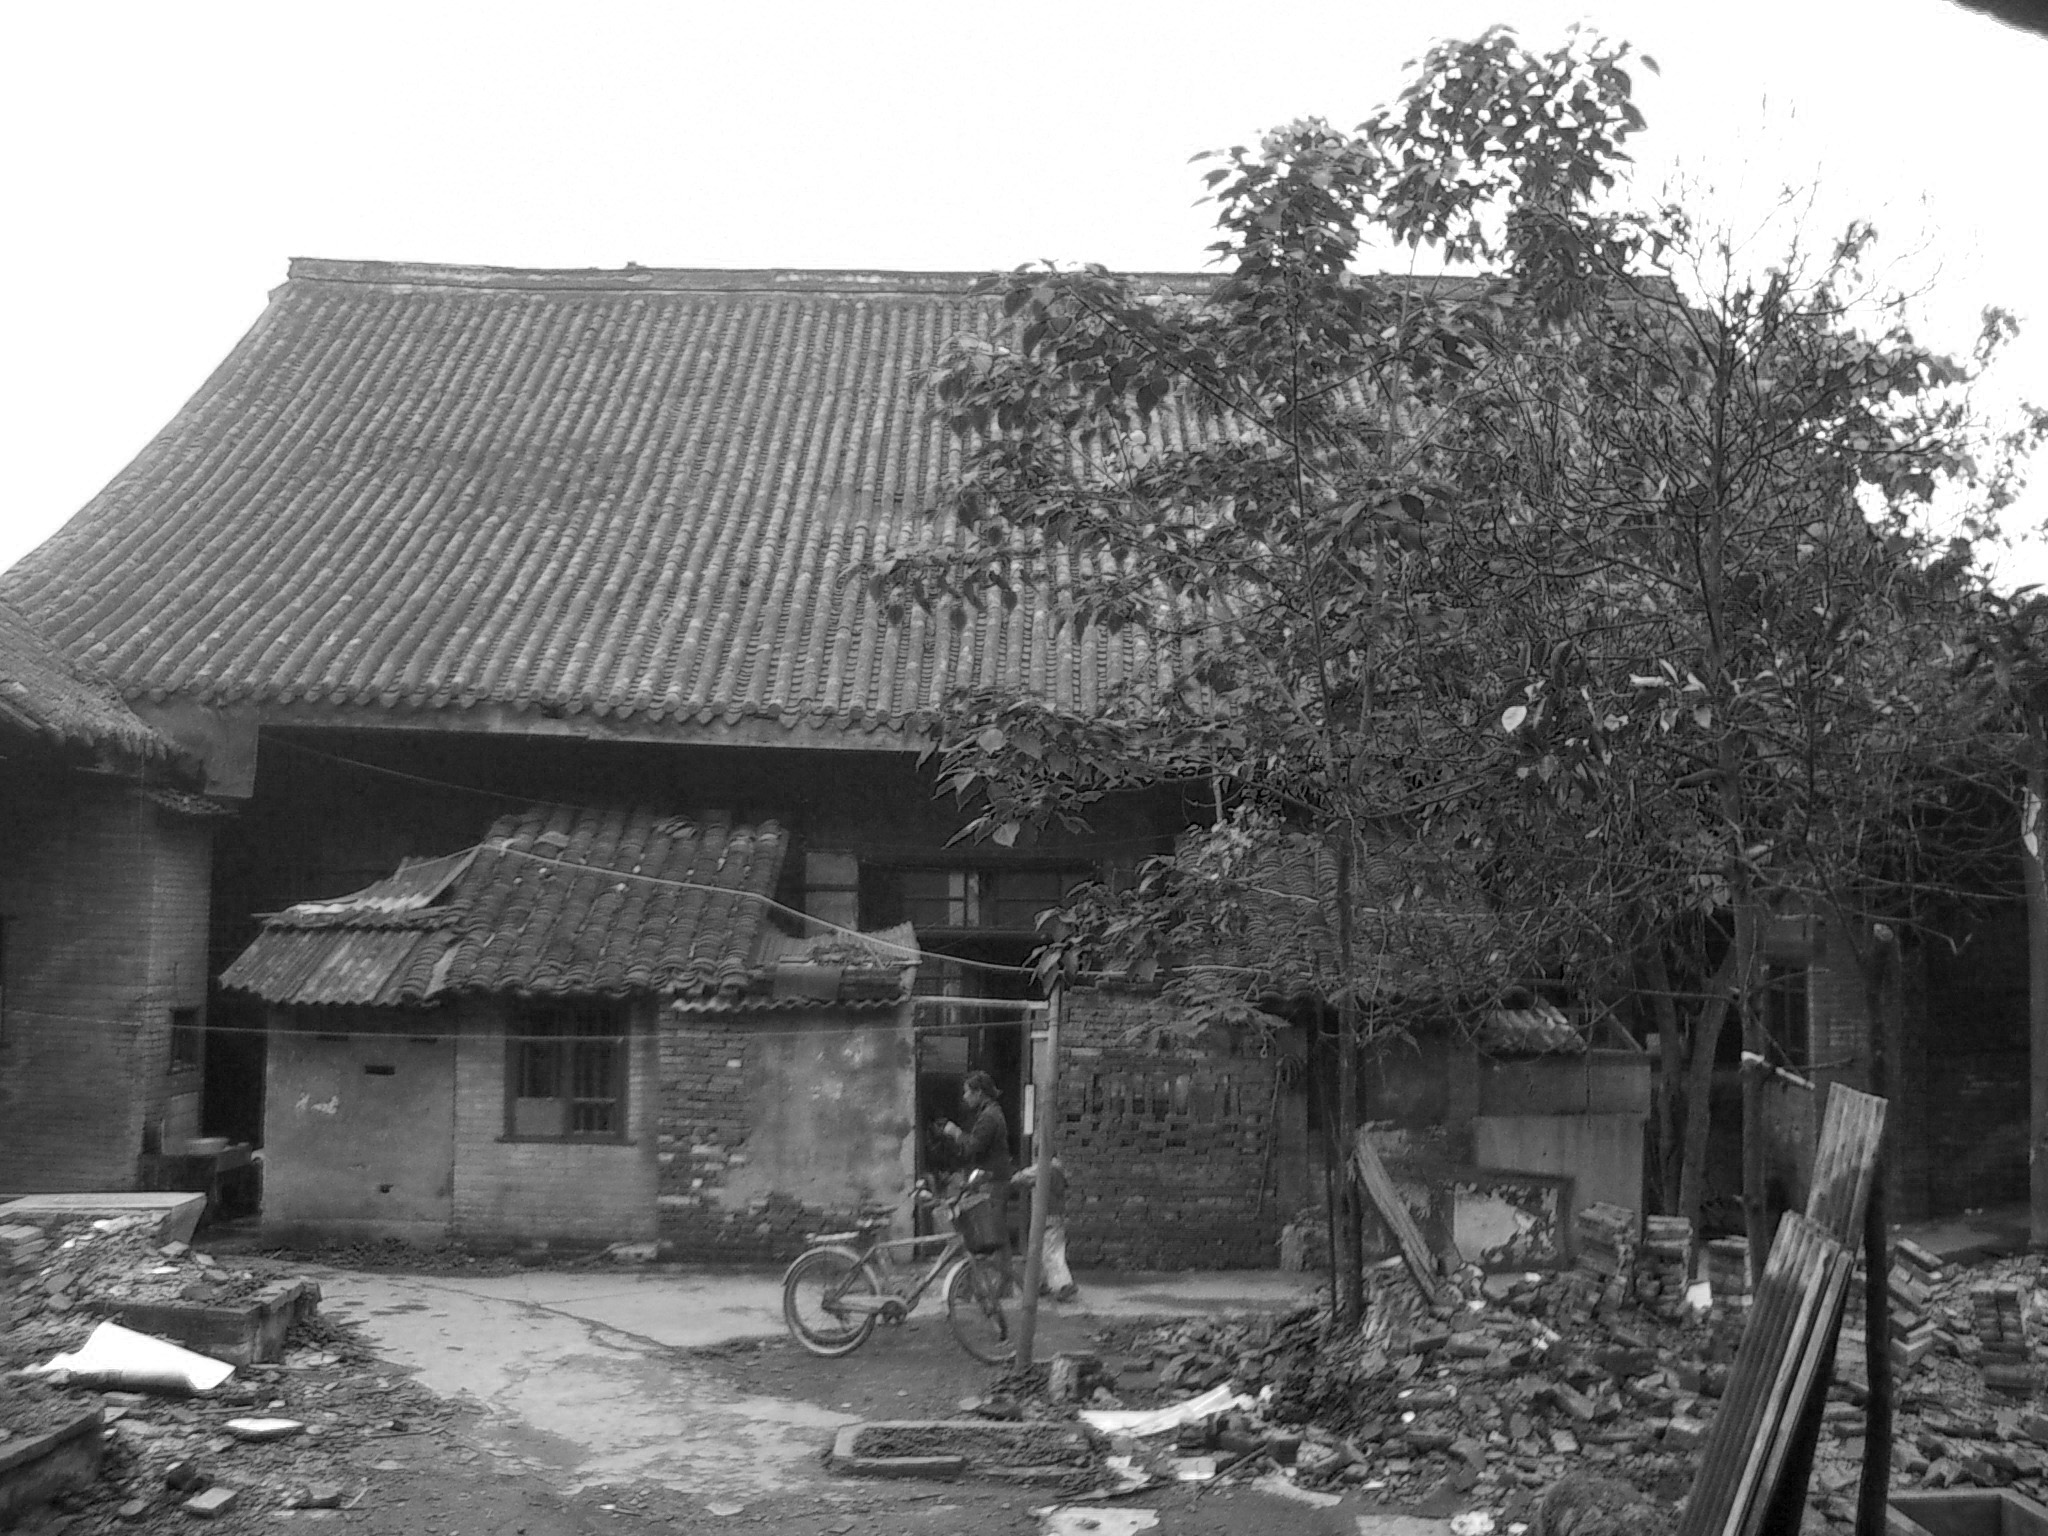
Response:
0,1217,470,1528
1,1217,277,1340
1025,1229,2048,1528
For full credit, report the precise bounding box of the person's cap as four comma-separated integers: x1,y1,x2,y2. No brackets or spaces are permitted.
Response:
964,1070,998,1097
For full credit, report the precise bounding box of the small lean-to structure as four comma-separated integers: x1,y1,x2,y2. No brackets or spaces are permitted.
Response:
222,803,921,1253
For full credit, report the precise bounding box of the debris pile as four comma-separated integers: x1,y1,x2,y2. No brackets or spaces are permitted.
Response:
1039,1230,2048,1528
2,1304,461,1527
0,1215,276,1341
1062,1258,1722,1515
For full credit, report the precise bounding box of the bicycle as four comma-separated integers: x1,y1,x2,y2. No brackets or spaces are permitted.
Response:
780,1174,1025,1363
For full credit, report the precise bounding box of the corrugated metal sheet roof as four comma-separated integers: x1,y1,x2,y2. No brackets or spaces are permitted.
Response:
5,261,1198,736
221,804,793,1005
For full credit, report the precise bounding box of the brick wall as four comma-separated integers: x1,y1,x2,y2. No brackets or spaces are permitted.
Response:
1057,987,1286,1270
0,770,214,1193
1792,907,2028,1223
449,997,659,1247
1907,909,2029,1217
657,1008,914,1263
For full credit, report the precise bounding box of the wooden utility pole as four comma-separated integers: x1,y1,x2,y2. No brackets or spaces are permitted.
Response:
1013,985,1062,1370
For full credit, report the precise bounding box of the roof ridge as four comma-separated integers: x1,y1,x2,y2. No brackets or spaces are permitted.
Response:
288,258,1220,296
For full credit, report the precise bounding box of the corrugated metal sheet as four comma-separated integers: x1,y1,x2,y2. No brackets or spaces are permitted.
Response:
222,805,793,1005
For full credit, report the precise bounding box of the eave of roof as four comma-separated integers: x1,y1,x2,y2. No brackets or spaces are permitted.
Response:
0,593,167,762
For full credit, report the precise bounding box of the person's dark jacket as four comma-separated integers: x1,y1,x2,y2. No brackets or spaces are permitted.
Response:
960,1101,1013,1184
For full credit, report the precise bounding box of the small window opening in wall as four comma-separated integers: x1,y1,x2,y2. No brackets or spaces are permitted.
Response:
508,1002,627,1141
364,1064,396,1076
169,1008,201,1072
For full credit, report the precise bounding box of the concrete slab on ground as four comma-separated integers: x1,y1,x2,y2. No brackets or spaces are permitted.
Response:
306,1261,1322,1502
313,1264,1321,1354
0,1192,206,1245
1896,1202,2031,1263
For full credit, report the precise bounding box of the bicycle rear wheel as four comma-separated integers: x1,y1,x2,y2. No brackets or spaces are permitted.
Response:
944,1253,1022,1364
782,1246,881,1357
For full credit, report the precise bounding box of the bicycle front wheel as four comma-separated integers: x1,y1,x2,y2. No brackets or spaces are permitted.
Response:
782,1246,881,1357
944,1253,1022,1364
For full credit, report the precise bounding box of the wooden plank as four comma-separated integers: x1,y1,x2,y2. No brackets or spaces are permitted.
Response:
1804,1084,1887,1245
1353,1131,1441,1305
1724,1229,1838,1536
1680,1215,1824,1536
1679,1214,1844,1536
1741,1238,1855,1536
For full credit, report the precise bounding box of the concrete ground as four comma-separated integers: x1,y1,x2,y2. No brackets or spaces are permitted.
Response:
310,1262,1324,1509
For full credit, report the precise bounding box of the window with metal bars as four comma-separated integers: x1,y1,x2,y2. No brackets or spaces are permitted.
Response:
506,1004,628,1141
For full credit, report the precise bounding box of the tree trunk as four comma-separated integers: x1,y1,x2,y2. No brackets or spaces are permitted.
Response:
1332,838,1365,1329
1644,947,1686,1213
1678,951,1739,1236
1857,932,1895,1536
1736,899,1768,1291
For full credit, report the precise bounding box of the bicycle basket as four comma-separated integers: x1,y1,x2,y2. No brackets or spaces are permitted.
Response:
952,1190,1006,1254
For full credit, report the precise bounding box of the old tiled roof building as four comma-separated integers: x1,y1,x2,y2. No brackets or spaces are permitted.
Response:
5,261,1172,741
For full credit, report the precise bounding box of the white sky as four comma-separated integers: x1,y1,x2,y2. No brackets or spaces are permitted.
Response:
2,0,2044,581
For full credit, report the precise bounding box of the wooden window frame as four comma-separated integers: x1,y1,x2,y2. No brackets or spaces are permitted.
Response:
169,1007,203,1074
503,1002,631,1144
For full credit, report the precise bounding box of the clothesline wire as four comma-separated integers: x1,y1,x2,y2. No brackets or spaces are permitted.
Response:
265,735,1043,981
2,1003,1047,1043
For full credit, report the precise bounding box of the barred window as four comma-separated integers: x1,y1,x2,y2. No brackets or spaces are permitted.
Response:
507,1004,628,1141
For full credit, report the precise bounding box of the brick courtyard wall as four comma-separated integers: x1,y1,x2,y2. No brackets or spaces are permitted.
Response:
1057,986,1286,1270
657,1006,915,1263
449,997,659,1247
0,771,214,1193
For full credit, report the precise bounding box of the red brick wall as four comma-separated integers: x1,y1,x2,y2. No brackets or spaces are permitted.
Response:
1056,987,1287,1269
0,770,213,1193
656,1009,914,1262
449,998,659,1247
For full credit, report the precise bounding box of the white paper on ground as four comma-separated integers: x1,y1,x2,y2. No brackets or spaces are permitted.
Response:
1078,1384,1249,1437
28,1321,235,1393
1042,1510,1160,1536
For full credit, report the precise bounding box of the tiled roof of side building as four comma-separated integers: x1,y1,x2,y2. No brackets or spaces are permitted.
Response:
221,805,791,1004
4,260,1207,738
0,592,166,761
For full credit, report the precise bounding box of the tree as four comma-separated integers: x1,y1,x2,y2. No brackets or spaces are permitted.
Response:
1466,207,2038,1274
871,25,2038,1330
871,27,1656,1328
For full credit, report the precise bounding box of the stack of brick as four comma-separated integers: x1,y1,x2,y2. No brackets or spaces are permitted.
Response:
1889,1254,1941,1374
1576,1203,1637,1277
1973,1283,2032,1396
1636,1215,1692,1314
1836,1249,1941,1393
0,1222,48,1329
1569,1202,1636,1318
1706,1237,1752,1308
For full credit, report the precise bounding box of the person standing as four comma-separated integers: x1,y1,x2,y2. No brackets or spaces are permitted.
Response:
943,1071,1013,1254
944,1071,1013,1183
1013,1154,1078,1302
